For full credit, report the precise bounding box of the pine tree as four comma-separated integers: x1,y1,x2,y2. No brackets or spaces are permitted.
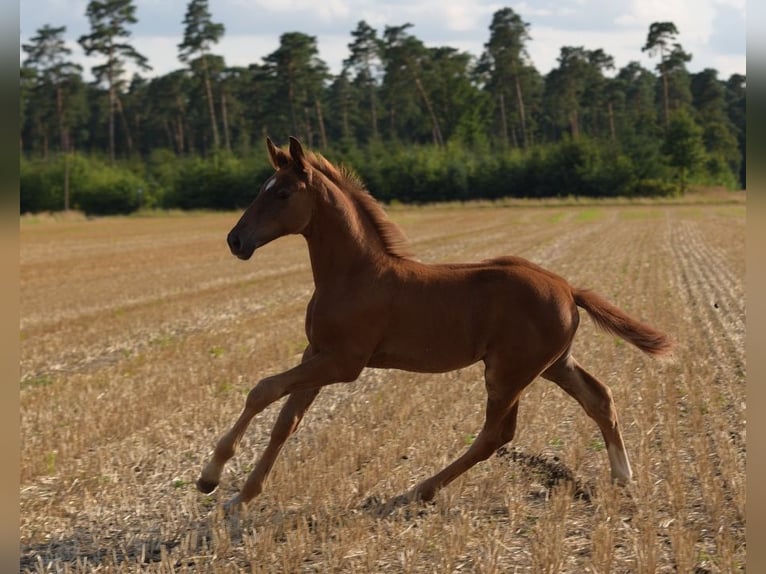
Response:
178,0,225,153
343,21,381,142
544,47,590,139
24,25,85,209
79,0,151,163
380,24,444,146
663,109,705,194
642,22,691,128
23,25,82,156
263,33,329,146
477,8,533,148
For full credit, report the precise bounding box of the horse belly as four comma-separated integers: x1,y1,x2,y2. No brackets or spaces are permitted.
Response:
366,265,574,374
368,306,490,373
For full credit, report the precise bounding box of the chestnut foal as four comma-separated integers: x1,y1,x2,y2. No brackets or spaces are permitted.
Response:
197,137,672,510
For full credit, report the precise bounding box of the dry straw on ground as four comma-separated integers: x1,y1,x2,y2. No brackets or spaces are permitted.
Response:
20,197,745,572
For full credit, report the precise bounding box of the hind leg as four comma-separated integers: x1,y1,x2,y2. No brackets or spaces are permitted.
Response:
542,354,632,483
406,398,522,503
403,360,531,503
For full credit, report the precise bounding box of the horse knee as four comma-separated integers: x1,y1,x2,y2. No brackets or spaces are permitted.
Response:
593,386,619,424
500,425,516,444
499,403,519,444
245,378,283,411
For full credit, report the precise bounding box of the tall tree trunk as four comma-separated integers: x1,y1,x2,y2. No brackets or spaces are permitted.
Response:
115,95,133,157
201,54,220,151
341,93,350,141
163,119,175,152
315,98,328,148
499,92,509,147
607,101,616,142
570,109,579,139
661,45,670,128
64,153,70,211
55,85,66,152
221,89,231,152
288,78,299,137
662,72,670,128
368,82,378,140
175,96,186,155
513,73,528,148
303,104,313,146
108,83,116,164
413,76,443,147
363,58,378,140
108,42,116,164
55,84,71,210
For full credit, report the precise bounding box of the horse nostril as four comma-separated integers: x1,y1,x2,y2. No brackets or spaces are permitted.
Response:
228,232,241,253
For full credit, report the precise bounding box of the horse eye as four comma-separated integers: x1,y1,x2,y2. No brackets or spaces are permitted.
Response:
276,187,291,200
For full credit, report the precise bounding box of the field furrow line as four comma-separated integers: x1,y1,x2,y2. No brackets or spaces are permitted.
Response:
668,219,745,373
665,217,746,534
19,203,746,573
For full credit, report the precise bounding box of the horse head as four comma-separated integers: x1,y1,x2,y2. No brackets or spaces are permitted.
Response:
227,137,314,260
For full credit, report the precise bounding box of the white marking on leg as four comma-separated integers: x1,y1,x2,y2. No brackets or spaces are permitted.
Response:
607,442,633,484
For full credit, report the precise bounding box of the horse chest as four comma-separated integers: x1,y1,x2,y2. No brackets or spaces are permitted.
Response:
304,292,384,352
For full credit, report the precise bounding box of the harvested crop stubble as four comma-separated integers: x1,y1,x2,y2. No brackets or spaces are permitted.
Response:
20,200,745,572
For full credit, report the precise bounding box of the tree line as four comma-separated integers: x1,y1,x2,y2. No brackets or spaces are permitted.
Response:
20,2,746,213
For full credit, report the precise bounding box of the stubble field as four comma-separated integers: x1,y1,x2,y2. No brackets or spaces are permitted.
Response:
20,197,745,572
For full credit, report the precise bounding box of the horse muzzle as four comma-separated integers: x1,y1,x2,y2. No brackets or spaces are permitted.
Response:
227,229,257,260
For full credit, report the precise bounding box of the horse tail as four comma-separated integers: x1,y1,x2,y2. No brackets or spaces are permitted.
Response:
573,288,673,357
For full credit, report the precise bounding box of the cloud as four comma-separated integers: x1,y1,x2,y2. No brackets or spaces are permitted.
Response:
61,36,185,80
527,26,645,75
218,33,352,72
614,0,727,46
226,0,351,23
21,0,746,80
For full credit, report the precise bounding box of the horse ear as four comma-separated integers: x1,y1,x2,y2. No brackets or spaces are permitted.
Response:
288,136,309,176
266,137,289,170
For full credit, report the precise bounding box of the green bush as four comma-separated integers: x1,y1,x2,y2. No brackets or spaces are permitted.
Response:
20,157,65,212
22,135,737,214
21,155,151,215
164,153,272,210
73,162,147,215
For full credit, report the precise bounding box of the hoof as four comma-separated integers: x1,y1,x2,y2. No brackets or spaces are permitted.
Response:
196,477,219,494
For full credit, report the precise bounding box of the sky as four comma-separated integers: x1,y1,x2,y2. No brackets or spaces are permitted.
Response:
20,0,747,82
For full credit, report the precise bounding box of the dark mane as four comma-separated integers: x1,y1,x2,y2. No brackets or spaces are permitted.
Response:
300,150,413,259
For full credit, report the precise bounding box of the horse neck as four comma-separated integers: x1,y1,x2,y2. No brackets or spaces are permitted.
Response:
302,183,388,287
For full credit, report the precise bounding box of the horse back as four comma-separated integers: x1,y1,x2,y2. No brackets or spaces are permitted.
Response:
365,256,578,373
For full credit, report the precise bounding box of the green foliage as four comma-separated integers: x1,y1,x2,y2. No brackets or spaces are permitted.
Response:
663,109,706,193
74,159,147,214
21,154,151,214
78,0,151,163
22,127,739,213
162,152,272,209
21,157,66,212
19,11,745,211
79,0,151,81
178,0,224,61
